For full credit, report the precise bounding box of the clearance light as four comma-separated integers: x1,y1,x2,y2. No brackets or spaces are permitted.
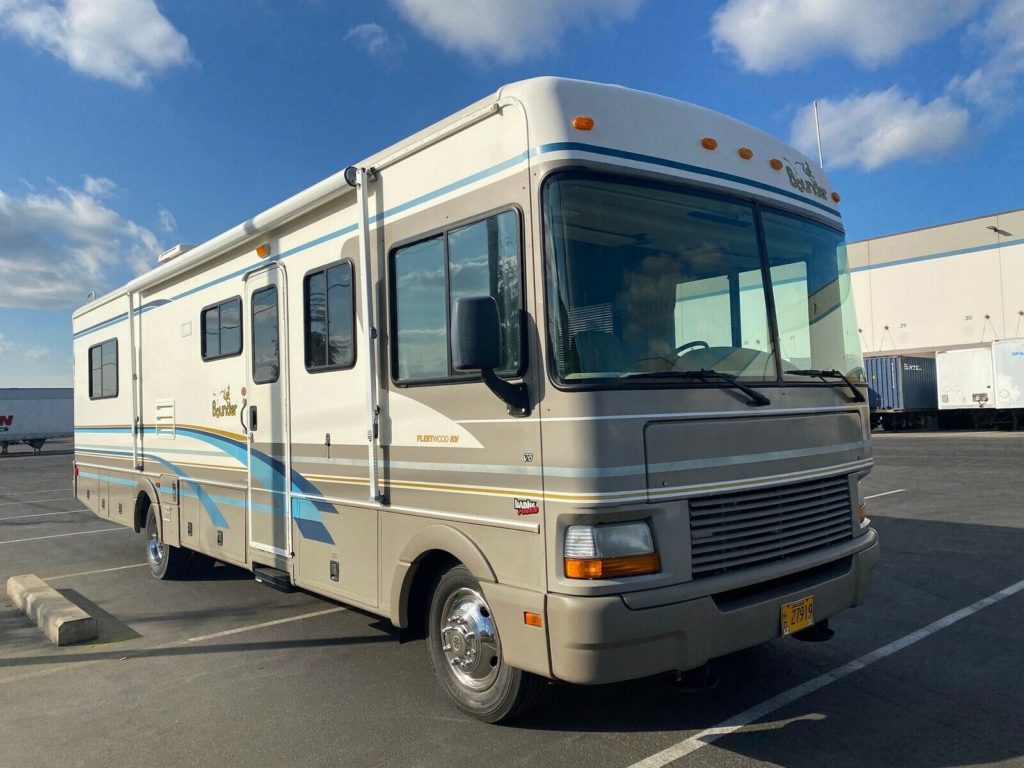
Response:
572,115,595,131
831,192,842,203
564,521,661,579
858,504,867,524
523,612,543,628
770,158,784,170
256,243,271,258
738,147,754,160
701,137,718,151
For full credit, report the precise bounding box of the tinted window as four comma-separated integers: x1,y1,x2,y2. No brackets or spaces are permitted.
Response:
201,297,242,360
304,262,355,370
394,236,447,381
88,339,118,399
251,286,279,384
392,210,522,383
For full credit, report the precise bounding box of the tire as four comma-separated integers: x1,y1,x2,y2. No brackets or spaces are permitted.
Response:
145,505,187,580
427,564,546,723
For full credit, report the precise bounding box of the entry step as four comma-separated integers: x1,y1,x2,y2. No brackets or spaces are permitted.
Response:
253,565,294,593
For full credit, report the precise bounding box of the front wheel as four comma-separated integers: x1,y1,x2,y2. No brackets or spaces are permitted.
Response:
427,565,545,722
145,505,187,580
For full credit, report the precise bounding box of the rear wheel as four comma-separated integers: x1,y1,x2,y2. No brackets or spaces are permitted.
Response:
145,505,187,580
427,564,546,722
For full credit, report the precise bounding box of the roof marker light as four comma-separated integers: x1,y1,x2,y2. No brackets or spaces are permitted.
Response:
572,116,595,131
831,192,841,203
701,137,718,150
770,158,784,170
256,244,271,258
738,147,753,159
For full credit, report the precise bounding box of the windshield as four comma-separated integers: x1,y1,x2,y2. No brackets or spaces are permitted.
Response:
542,173,864,386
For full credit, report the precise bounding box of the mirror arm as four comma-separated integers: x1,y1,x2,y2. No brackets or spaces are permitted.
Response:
481,369,531,417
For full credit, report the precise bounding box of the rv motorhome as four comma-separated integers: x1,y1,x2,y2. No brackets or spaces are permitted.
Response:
73,77,878,722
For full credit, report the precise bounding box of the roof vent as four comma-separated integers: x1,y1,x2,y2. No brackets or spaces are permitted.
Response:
158,243,197,263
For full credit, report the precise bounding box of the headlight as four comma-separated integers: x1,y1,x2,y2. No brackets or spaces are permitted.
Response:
856,472,870,530
564,521,661,579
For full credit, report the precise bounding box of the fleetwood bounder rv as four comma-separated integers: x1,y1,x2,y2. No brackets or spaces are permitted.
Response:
73,77,878,721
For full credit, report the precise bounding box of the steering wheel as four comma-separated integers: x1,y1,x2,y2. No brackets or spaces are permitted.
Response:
675,340,710,355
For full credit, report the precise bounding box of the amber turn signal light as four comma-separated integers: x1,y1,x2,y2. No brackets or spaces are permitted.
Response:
565,553,661,579
572,116,595,131
523,611,543,628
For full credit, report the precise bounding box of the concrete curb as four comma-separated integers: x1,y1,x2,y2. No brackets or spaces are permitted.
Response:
6,574,98,646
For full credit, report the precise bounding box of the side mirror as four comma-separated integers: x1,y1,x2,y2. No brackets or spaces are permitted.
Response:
450,295,530,417
452,296,501,371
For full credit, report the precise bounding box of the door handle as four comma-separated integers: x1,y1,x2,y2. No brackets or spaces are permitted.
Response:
249,404,258,432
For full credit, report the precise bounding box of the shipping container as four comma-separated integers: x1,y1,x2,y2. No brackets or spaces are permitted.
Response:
992,338,1024,409
866,355,937,411
936,348,994,410
0,388,73,453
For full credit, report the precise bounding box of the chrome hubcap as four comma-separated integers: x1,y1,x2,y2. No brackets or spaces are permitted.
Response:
146,514,163,567
439,587,501,691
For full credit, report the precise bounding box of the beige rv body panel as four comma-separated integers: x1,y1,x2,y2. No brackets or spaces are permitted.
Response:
72,78,877,685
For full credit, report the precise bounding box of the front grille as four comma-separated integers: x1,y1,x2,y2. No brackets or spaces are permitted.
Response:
688,475,854,578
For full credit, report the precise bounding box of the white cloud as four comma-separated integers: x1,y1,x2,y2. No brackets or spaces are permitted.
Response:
83,175,116,198
0,178,162,309
790,88,970,171
345,23,404,66
390,0,642,64
24,346,49,360
949,0,1024,116
0,333,11,353
712,0,981,73
0,0,191,88
158,207,176,233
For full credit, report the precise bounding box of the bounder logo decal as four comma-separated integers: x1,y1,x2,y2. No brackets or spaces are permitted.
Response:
211,386,238,418
785,159,828,201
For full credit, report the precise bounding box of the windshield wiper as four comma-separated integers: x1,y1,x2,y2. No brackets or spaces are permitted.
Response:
786,369,866,402
624,369,771,407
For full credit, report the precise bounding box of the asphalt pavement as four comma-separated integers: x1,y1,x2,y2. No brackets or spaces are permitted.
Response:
1,434,1021,768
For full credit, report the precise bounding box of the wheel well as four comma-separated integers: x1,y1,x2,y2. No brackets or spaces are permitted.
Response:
133,492,152,533
404,550,459,639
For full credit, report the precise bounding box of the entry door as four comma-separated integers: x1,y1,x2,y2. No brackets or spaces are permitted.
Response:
244,265,292,556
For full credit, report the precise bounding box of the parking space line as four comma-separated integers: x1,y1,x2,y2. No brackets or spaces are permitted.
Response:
865,489,905,500
0,488,73,498
0,527,130,546
627,576,1024,768
0,496,74,507
183,607,347,644
43,563,148,580
0,508,88,522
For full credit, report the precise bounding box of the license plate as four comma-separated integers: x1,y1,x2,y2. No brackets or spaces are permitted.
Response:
781,596,814,635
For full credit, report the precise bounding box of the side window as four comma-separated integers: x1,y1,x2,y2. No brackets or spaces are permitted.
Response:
304,261,355,371
392,210,521,383
201,297,242,360
251,286,279,384
88,338,118,399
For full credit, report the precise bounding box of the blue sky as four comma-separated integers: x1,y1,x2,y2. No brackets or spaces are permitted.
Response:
1,0,1022,386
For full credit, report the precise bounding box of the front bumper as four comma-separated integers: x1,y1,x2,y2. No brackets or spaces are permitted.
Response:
546,528,879,684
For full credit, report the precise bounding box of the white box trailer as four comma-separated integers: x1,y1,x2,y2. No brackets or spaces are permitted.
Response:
993,338,1024,409
0,388,73,453
936,347,995,409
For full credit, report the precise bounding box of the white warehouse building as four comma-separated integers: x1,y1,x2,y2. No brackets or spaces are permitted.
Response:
848,208,1024,356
